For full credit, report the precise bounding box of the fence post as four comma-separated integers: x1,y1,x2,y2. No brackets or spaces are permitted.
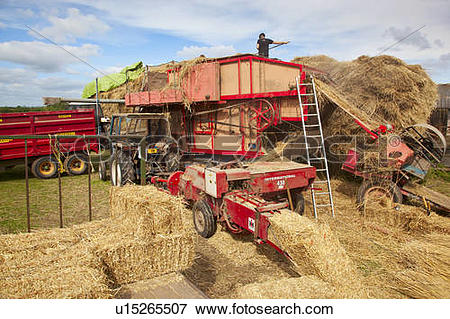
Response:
57,137,63,228
87,138,92,222
24,138,31,233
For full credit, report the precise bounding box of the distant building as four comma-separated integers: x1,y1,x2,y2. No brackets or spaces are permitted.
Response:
430,84,449,136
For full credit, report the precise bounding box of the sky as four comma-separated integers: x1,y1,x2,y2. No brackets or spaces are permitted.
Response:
0,0,449,106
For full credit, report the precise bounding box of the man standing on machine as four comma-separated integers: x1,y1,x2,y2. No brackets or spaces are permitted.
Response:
256,33,289,57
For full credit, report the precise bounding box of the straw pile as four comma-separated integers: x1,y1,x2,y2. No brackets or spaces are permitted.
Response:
234,276,338,299
96,57,208,116
0,185,195,298
392,234,450,299
292,55,438,136
268,209,365,297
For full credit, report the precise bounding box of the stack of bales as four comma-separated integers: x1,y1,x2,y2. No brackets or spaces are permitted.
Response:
0,186,195,298
100,185,195,285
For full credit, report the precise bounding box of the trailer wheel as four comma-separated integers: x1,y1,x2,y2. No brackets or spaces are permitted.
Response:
292,192,305,215
98,161,108,181
193,199,217,238
64,153,88,176
31,157,58,179
111,151,136,186
357,179,403,212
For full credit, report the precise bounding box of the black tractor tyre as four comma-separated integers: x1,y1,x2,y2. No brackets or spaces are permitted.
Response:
356,179,403,211
193,199,217,238
292,191,305,215
162,149,181,172
31,157,59,179
64,153,89,176
111,151,136,186
98,161,108,181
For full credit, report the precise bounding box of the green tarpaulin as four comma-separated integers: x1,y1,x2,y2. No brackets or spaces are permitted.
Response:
82,61,144,98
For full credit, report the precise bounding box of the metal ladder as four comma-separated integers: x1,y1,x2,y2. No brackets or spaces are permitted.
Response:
296,75,335,218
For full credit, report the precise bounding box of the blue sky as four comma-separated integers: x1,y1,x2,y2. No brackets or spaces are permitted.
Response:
0,0,449,106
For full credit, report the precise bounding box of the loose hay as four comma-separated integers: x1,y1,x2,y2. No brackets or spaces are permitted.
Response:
392,235,450,299
268,209,365,297
234,276,338,299
292,55,437,136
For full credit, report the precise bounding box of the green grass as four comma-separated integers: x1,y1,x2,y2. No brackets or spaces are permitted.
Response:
0,165,111,234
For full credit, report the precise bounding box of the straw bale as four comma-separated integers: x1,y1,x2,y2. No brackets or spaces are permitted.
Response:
0,242,111,299
96,231,196,285
292,55,437,136
268,210,365,297
234,275,339,299
109,185,191,237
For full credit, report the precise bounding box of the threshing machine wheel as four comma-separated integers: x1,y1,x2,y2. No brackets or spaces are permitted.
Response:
64,153,88,176
193,199,217,238
248,99,275,132
31,156,58,179
356,179,403,213
401,123,447,164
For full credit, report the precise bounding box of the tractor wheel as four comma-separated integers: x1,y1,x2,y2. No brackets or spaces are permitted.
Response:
98,161,108,181
64,153,88,176
31,157,58,179
110,151,136,186
292,192,305,215
193,199,217,238
356,179,403,212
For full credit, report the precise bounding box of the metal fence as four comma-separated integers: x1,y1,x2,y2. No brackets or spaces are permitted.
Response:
0,134,113,232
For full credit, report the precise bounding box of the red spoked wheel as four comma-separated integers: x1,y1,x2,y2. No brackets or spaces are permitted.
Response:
248,99,275,132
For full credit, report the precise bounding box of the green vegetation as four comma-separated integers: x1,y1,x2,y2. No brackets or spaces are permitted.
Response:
0,165,110,234
0,103,68,113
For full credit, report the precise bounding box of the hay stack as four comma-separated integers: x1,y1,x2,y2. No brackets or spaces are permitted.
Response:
97,57,208,116
268,210,365,297
234,276,338,299
292,55,438,136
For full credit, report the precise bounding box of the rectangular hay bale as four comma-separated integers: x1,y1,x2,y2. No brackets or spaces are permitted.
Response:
96,231,196,285
109,185,191,237
268,210,364,297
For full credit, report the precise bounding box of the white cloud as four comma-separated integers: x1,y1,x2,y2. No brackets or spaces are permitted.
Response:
0,21,5,28
0,67,86,106
177,45,236,59
17,8,34,17
31,8,110,43
0,41,100,72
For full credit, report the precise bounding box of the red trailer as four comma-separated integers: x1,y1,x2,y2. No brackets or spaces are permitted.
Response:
0,109,98,178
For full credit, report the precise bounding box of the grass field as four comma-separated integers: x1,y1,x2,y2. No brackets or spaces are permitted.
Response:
0,165,110,234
